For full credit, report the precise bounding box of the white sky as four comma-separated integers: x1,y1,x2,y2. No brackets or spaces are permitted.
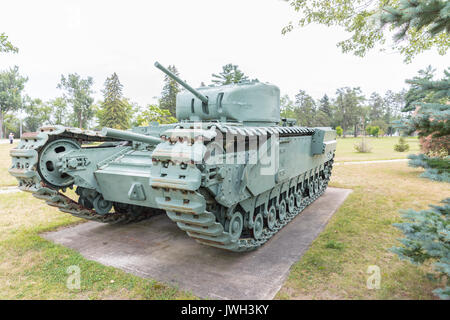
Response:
0,0,448,106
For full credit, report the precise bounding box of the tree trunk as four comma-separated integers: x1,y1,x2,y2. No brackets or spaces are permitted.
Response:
78,112,82,129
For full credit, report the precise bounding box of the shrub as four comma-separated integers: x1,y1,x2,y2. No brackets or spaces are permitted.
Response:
354,139,372,153
371,126,380,137
336,126,343,137
394,137,410,152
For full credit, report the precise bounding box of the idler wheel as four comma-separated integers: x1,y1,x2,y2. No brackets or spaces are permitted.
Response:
266,205,277,230
278,199,287,221
38,139,80,188
225,211,243,241
288,194,296,214
93,194,113,215
252,213,264,240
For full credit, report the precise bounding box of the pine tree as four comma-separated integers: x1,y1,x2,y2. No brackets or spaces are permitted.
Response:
315,94,332,126
401,67,449,181
393,66,450,299
391,198,450,299
380,0,450,41
318,94,332,118
159,65,180,116
211,64,249,85
394,137,410,152
98,73,130,129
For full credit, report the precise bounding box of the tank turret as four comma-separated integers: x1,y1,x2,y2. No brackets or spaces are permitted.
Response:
154,61,280,125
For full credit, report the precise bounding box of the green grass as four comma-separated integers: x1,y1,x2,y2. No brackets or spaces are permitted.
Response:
0,142,195,299
0,192,195,299
0,143,18,187
277,162,450,300
335,136,420,162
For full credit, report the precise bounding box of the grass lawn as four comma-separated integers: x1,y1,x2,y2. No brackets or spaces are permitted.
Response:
0,143,18,187
0,191,195,299
0,143,194,299
334,136,420,162
277,161,450,299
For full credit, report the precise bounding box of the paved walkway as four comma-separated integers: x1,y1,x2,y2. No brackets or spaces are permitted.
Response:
43,187,352,300
0,139,19,144
335,158,408,166
0,186,20,194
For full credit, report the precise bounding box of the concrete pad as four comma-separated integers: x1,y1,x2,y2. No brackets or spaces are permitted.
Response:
43,187,352,300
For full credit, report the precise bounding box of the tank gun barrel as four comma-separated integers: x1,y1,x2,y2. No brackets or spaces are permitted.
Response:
101,127,162,145
154,61,208,104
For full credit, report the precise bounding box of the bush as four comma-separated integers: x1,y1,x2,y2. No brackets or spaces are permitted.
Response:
336,126,343,137
394,137,410,152
391,198,450,299
366,125,380,137
420,134,450,154
354,139,372,153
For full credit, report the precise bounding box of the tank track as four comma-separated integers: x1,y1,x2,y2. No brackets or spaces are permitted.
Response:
164,176,331,252
9,126,158,224
153,124,335,252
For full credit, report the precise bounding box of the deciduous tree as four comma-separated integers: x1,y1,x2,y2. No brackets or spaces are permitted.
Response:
48,97,68,126
57,73,94,129
135,105,177,126
23,97,52,132
0,66,27,138
282,0,449,62
293,90,317,127
0,32,18,53
333,87,365,137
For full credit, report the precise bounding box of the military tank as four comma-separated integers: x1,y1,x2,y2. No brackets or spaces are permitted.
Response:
9,62,337,252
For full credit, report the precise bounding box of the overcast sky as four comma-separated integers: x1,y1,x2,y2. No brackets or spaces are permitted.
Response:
1,0,448,107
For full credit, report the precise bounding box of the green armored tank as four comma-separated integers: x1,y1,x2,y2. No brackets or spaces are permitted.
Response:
9,62,337,252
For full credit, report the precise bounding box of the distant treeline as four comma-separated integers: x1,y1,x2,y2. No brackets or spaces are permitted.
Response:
1,62,407,138
280,88,407,137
